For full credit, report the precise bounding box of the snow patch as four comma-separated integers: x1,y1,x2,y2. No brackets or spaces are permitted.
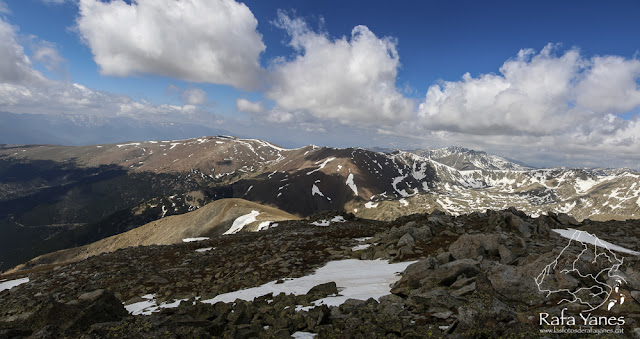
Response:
182,237,209,243
311,184,324,197
574,177,597,194
224,210,260,235
311,220,330,227
307,157,336,175
331,216,346,223
365,202,379,209
351,244,371,251
399,198,408,207
0,277,29,292
116,142,140,148
257,221,274,231
195,247,214,253
552,229,640,256
202,259,416,307
124,294,190,316
345,173,358,196
391,175,410,197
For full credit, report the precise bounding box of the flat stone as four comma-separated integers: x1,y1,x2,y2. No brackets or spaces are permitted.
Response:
307,282,338,298
78,289,105,301
432,311,453,319
452,282,476,297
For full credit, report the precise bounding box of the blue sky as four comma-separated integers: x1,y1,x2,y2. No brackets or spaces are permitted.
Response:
1,0,640,168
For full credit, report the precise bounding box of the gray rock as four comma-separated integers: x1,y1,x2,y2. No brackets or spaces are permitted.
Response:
408,290,462,311
397,233,415,247
497,245,514,264
77,289,105,302
403,221,418,229
451,282,476,297
378,294,404,305
625,267,640,290
555,213,579,226
505,214,533,238
449,234,500,261
631,291,640,304
432,311,453,319
392,258,480,296
437,251,453,265
554,270,580,290
450,275,475,289
487,254,554,305
410,226,433,241
307,281,338,297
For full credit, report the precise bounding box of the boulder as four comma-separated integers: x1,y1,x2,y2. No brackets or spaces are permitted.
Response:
487,256,551,305
397,233,415,247
554,213,579,226
449,234,500,261
410,226,433,241
407,290,463,312
27,290,127,336
307,282,338,298
436,252,453,265
505,214,533,238
391,258,480,295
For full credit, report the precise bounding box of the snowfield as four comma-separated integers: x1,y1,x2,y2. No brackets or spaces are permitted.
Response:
124,259,415,316
0,277,29,292
224,210,260,235
182,237,209,242
202,259,416,307
552,229,640,256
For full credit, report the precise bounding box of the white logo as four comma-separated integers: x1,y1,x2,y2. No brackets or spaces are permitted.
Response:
535,229,628,312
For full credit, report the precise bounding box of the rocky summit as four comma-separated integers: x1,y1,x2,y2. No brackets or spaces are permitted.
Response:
1,208,639,338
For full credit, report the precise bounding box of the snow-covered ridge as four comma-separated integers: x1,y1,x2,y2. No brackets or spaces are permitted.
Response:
411,146,532,171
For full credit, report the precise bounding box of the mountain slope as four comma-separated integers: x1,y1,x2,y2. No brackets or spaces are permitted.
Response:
2,135,640,271
12,198,297,271
410,146,532,171
2,135,639,223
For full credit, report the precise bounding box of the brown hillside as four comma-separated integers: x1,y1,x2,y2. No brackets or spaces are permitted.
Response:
10,198,298,272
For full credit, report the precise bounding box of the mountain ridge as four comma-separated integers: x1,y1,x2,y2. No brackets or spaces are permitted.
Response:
1,135,639,271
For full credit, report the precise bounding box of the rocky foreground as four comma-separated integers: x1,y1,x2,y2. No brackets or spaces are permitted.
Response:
1,209,640,338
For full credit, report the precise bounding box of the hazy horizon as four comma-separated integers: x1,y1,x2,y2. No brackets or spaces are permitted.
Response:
1,1,640,169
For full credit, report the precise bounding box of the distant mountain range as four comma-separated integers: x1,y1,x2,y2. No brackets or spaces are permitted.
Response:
1,135,639,271
0,111,228,146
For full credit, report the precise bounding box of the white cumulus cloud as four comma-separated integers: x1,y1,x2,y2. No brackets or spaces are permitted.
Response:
411,45,640,168
0,16,212,123
236,98,265,114
575,56,640,114
181,88,207,105
417,44,640,137
76,0,266,90
32,40,65,73
266,12,414,126
0,18,45,85
418,45,582,135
